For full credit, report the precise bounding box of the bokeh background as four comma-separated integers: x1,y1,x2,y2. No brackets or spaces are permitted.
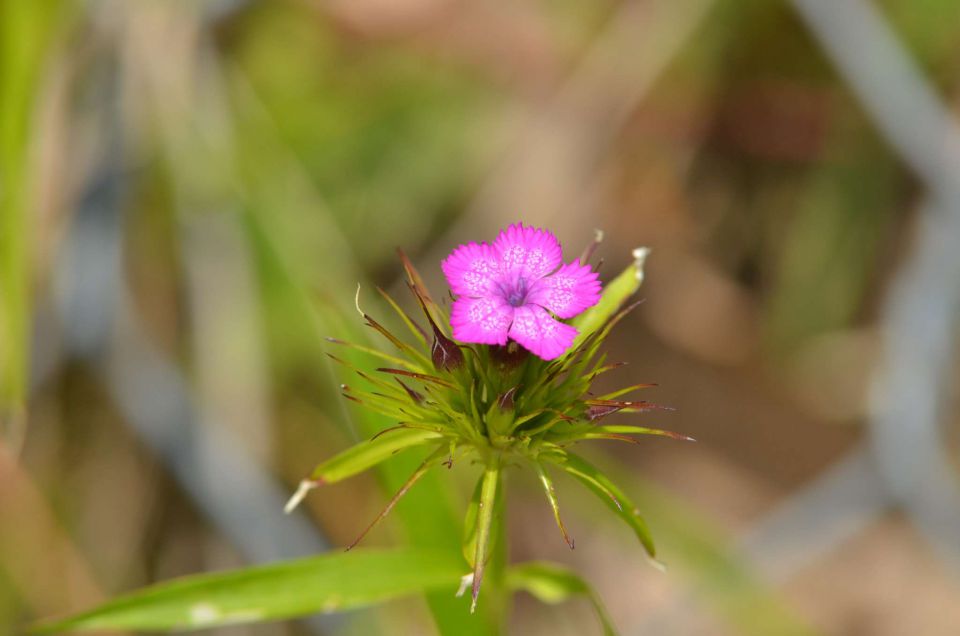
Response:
4,0,960,634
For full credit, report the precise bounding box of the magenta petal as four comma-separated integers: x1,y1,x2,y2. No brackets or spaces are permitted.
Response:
492,223,563,280
441,241,501,297
527,261,602,319
450,296,514,345
508,305,577,360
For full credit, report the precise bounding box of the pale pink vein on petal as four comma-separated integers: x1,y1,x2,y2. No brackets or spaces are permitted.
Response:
527,261,602,319
507,305,578,360
441,242,500,297
492,222,563,280
450,296,513,345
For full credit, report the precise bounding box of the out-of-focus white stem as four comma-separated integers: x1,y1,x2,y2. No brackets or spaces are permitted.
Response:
284,479,318,515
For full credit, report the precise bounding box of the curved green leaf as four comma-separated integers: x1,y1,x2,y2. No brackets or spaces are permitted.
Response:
535,462,575,549
570,247,648,348
506,561,617,636
308,428,443,484
551,452,656,558
34,548,466,633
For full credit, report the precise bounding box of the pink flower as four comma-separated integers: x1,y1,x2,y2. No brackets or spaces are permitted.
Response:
441,223,602,360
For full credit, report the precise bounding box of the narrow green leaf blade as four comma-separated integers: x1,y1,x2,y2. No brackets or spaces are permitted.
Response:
34,548,465,633
589,425,695,442
345,446,448,551
0,0,65,444
535,462,575,549
462,475,483,567
470,457,501,613
376,286,428,348
553,452,656,558
570,247,648,349
506,561,618,636
308,428,443,484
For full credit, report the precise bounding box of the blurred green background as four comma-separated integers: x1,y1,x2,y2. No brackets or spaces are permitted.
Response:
4,0,960,634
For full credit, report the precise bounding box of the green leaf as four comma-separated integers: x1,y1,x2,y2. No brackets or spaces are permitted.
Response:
506,561,617,636
326,337,425,372
570,247,648,349
551,452,656,558
376,286,428,348
534,462,575,549
398,249,449,336
0,0,64,443
461,464,507,568
584,425,695,443
308,428,443,484
469,456,502,613
34,548,466,633
462,475,483,567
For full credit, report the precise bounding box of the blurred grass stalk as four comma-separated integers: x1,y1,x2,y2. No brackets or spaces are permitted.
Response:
0,2,114,629
0,443,105,620
0,0,63,448
124,3,496,633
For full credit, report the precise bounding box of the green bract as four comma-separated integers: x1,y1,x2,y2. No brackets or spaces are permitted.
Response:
287,245,692,613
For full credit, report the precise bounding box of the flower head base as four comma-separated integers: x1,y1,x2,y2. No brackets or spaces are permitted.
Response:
287,226,690,619
443,223,601,360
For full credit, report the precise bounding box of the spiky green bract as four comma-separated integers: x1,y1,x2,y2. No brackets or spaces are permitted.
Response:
290,245,689,614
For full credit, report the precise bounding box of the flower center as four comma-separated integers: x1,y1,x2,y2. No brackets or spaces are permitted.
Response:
504,277,529,307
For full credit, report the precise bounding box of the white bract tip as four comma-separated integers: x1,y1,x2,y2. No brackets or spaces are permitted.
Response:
648,556,667,573
594,228,605,243
354,283,364,317
284,479,316,514
455,572,473,598
631,247,650,281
